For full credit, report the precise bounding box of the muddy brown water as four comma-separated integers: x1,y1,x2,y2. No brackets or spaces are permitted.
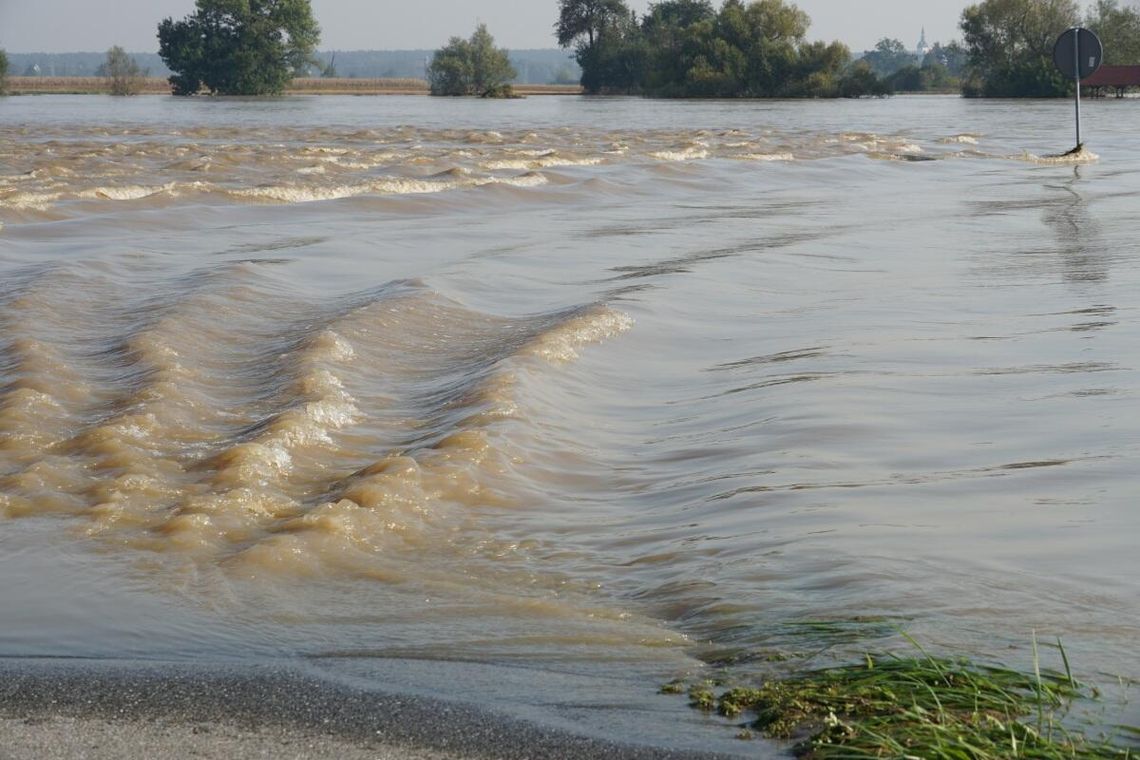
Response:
2,94,1138,745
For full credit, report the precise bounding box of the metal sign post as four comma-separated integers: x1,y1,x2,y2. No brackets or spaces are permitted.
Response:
1053,27,1103,150
1074,31,1082,146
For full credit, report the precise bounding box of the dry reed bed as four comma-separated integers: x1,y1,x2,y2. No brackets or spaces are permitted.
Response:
7,76,171,94
289,77,427,93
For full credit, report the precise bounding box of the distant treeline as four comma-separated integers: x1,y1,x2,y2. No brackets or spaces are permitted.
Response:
553,0,1140,99
3,50,580,85
857,39,967,93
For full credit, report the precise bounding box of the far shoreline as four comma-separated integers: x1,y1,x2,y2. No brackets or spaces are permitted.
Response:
2,76,582,96
2,77,1010,99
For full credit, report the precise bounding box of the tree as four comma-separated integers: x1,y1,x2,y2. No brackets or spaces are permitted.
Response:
556,0,640,92
157,0,321,96
428,24,517,96
577,8,645,92
555,0,646,93
100,46,146,95
746,0,810,43
924,41,967,76
428,37,473,95
779,38,852,96
643,0,716,35
839,60,892,97
1086,0,1140,64
556,0,632,50
730,0,811,95
888,60,958,92
468,24,517,95
960,0,1079,97
862,38,914,77
640,1,717,92
0,49,8,96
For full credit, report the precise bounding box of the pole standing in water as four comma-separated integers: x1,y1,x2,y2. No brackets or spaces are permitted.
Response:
1074,29,1082,146
1053,27,1103,152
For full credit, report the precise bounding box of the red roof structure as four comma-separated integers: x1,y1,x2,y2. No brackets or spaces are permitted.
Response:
1083,64,1140,97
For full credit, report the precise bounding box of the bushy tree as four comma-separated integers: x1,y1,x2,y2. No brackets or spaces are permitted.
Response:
862,38,915,77
0,49,8,96
556,0,640,92
839,59,892,97
157,0,321,95
1086,0,1140,64
577,9,645,93
428,38,473,95
556,0,632,50
468,24,517,94
644,0,715,32
428,24,517,96
789,39,853,96
100,46,145,95
960,0,1079,97
639,2,715,93
736,0,811,94
882,41,965,93
923,41,968,76
888,61,957,92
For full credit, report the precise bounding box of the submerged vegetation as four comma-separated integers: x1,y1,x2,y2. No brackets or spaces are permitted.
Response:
670,636,1138,758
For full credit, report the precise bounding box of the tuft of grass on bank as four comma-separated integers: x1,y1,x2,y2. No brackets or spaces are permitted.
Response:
670,636,1137,759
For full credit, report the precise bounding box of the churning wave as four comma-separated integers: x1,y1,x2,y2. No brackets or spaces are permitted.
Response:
0,266,632,581
0,122,1024,219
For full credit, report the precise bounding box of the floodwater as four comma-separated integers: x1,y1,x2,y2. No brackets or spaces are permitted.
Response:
2,94,1139,748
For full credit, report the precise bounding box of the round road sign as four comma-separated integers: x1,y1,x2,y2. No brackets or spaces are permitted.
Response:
1053,27,1103,80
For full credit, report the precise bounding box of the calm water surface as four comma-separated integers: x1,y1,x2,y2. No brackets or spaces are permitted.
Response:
2,94,1138,746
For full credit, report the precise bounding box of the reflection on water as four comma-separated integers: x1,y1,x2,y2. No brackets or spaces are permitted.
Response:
1,97,1139,712
1044,167,1111,283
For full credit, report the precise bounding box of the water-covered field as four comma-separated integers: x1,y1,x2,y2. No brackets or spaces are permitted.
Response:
2,94,1138,753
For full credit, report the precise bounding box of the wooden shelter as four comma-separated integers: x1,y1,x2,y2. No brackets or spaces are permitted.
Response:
1083,65,1140,98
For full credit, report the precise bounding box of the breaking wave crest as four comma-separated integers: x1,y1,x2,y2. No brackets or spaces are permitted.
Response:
0,121,1019,219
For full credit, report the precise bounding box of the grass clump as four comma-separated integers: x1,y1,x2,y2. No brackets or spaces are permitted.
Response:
674,637,1136,759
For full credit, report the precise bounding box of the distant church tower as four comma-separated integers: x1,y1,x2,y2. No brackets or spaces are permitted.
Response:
916,27,931,59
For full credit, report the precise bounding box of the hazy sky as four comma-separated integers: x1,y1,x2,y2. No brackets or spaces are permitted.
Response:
0,0,969,55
